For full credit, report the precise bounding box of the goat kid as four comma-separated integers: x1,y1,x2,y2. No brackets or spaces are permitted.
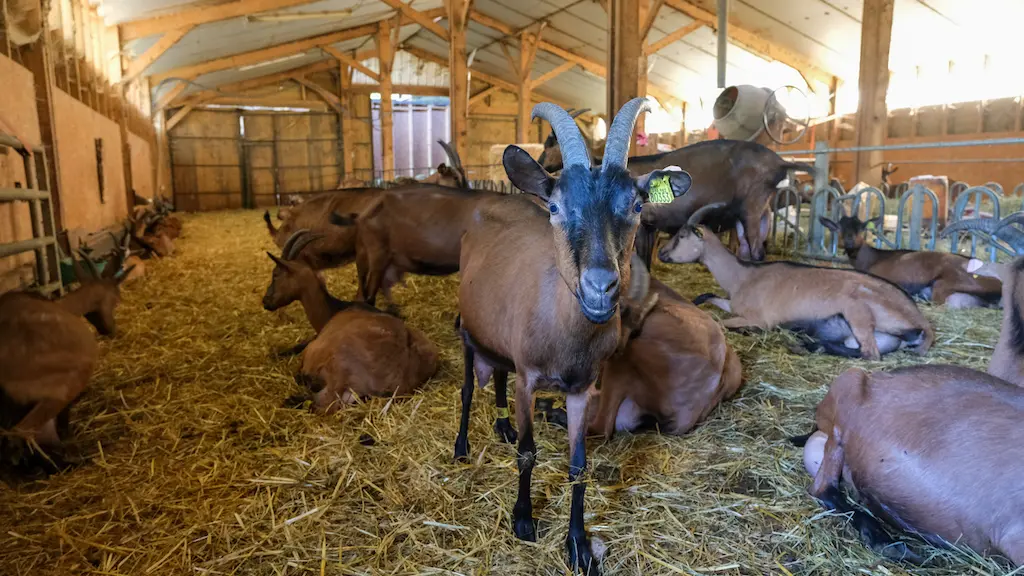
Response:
262,231,438,413
455,100,692,574
821,214,1001,308
797,365,1024,565
659,205,934,360
0,251,132,454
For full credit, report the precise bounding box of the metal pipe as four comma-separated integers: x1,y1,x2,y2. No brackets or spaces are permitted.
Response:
0,237,56,259
788,136,1024,156
717,0,729,88
0,187,51,201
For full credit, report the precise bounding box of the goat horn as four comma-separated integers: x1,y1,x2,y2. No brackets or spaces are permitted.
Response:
939,217,1000,238
601,97,651,171
280,229,311,260
993,212,1024,254
285,231,322,261
687,202,729,227
531,103,591,169
626,252,650,302
438,140,463,171
77,248,100,280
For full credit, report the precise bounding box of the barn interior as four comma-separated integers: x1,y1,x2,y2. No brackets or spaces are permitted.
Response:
1,0,1023,574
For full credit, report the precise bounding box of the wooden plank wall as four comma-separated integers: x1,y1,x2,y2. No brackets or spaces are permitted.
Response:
170,109,243,212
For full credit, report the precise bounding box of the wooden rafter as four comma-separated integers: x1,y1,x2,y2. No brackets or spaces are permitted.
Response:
166,104,195,130
322,45,380,81
644,20,700,55
640,0,664,40
173,59,340,107
378,0,448,40
151,22,378,83
530,61,575,88
661,0,834,86
468,85,500,106
120,0,318,42
291,76,344,114
121,26,194,85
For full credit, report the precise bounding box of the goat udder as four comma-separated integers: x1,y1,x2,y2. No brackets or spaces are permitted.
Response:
803,431,828,477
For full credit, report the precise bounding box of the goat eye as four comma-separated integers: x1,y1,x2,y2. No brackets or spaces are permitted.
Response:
548,203,559,214
633,199,643,213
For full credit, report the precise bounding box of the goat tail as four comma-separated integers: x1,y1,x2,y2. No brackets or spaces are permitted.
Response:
788,426,819,447
263,210,278,236
693,293,720,307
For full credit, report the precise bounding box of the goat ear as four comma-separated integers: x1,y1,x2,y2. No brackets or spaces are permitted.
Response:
870,215,885,231
503,145,554,199
966,258,1006,281
437,163,449,174
635,169,691,201
329,212,358,227
819,217,838,232
114,264,136,285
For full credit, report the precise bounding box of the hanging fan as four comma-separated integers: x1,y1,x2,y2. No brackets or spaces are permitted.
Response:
712,84,810,145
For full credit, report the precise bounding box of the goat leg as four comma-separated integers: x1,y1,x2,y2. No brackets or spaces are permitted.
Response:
453,342,475,463
565,389,599,575
13,398,68,446
842,304,880,360
492,370,517,444
721,317,760,332
512,377,537,542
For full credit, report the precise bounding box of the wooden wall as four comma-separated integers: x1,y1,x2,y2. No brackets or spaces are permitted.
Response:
128,132,155,200
52,88,128,232
0,53,41,291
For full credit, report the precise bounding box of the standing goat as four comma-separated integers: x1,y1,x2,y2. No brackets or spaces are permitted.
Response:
659,205,933,360
796,365,1024,565
455,100,692,574
0,251,132,453
820,214,1001,308
261,231,438,413
538,276,743,438
538,121,811,262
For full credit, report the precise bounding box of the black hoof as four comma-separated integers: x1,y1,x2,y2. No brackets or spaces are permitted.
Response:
453,438,470,463
513,516,537,542
494,418,518,444
283,394,312,409
567,534,599,575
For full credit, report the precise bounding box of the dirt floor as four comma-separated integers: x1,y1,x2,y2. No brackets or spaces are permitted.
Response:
0,210,1012,576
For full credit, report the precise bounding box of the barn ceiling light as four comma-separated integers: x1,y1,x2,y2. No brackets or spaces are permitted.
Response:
246,10,353,23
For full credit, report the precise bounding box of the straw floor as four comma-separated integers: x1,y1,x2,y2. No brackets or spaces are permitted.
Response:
0,210,1012,576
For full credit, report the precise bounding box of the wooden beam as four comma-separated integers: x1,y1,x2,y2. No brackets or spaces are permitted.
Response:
468,85,501,106
609,0,642,151
338,61,356,179
404,46,517,92
530,61,574,88
322,45,380,81
518,25,543,142
644,21,700,55
376,20,396,179
448,0,471,162
350,84,450,96
378,0,448,40
291,76,344,114
640,0,664,40
154,82,188,113
853,0,893,184
174,59,339,107
119,0,318,42
151,22,377,83
661,0,833,86
165,104,195,131
122,26,193,85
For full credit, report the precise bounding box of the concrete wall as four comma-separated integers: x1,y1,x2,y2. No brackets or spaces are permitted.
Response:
0,53,41,291
52,88,128,232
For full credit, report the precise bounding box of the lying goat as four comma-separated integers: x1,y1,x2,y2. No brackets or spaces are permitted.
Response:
455,100,692,574
820,214,1001,308
538,274,743,438
797,365,1024,565
538,117,811,262
659,204,933,360
0,250,132,454
262,230,438,413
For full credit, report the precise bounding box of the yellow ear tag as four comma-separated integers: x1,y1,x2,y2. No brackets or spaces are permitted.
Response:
973,274,979,279
648,175,674,204
865,221,876,231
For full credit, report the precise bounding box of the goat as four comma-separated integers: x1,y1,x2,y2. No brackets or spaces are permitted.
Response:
796,364,1024,565
454,99,693,574
538,119,812,263
538,276,743,438
0,250,132,452
658,204,934,360
820,214,1001,308
261,231,438,413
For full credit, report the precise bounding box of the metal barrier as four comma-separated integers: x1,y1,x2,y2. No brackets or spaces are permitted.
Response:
0,133,62,294
950,186,1004,261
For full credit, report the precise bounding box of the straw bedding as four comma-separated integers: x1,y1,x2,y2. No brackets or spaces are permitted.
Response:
0,210,1011,575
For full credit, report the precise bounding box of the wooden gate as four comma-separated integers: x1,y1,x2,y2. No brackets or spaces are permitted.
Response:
169,109,342,211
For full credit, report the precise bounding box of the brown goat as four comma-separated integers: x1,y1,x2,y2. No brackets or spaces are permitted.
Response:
820,214,1001,308
455,100,693,574
539,277,743,438
261,231,438,413
960,257,1024,386
799,365,1024,564
659,205,933,360
0,252,131,450
539,123,812,263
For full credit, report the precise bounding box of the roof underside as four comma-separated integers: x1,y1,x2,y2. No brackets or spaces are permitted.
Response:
116,0,1021,115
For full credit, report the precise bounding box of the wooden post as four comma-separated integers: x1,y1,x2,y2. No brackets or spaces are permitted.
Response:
828,75,839,143
517,26,543,143
22,35,64,228
448,0,470,163
853,0,894,185
338,60,357,180
608,0,642,153
376,20,395,181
